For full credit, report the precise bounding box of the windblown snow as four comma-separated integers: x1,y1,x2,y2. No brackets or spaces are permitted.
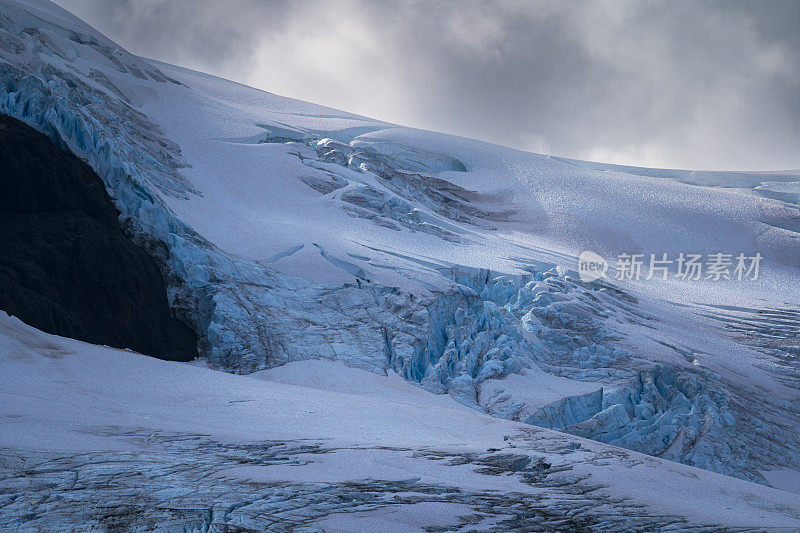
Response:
1,0,800,529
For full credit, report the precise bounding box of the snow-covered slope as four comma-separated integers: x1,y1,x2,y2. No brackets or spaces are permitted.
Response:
2,312,800,531
1,0,800,502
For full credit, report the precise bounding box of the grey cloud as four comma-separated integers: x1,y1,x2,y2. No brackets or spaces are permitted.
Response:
56,0,800,170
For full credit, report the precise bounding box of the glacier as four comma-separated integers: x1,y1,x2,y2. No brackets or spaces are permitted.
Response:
1,0,800,521
5,312,800,530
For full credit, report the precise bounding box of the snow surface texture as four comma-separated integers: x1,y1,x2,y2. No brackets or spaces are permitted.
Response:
2,313,800,531
2,0,800,497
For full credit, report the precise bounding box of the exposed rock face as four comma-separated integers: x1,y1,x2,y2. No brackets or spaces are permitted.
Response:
0,114,197,361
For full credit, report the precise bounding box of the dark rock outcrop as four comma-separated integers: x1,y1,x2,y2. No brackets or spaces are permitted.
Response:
0,114,197,361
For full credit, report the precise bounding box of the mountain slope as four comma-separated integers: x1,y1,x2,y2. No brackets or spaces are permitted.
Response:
1,0,799,504
2,312,800,530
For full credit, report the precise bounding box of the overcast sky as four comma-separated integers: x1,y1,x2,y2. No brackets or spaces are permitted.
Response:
55,0,800,170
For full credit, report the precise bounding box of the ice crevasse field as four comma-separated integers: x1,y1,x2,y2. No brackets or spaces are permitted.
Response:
1,0,800,530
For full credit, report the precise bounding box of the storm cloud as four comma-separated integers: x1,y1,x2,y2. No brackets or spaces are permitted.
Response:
56,0,800,170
